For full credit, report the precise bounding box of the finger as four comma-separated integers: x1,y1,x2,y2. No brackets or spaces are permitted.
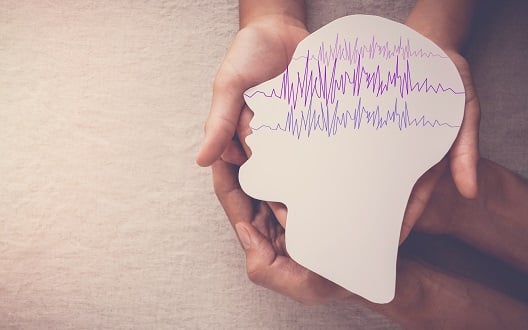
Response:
399,160,448,244
450,92,480,199
217,105,256,166
447,54,480,199
267,202,287,228
196,66,246,167
236,105,254,158
213,156,286,243
235,222,351,304
250,201,284,245
221,138,248,165
212,160,254,229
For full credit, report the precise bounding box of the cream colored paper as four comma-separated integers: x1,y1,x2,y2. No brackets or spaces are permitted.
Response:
240,15,464,303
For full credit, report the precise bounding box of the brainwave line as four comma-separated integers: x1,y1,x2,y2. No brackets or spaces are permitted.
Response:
251,97,460,139
244,50,463,112
292,34,448,67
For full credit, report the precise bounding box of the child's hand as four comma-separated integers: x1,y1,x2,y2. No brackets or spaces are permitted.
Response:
196,15,308,167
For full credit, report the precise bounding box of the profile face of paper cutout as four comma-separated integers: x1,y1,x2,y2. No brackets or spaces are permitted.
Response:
239,15,464,303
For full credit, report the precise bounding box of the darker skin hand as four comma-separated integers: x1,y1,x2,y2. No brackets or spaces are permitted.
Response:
213,158,528,329
211,156,454,305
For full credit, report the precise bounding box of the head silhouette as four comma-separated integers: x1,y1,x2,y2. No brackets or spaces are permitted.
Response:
239,15,464,303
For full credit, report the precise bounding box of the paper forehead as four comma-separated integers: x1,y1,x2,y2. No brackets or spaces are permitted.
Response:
239,15,465,303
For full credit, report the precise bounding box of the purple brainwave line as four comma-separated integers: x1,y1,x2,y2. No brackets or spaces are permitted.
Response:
317,35,449,66
244,50,463,112
292,35,448,65
250,97,459,139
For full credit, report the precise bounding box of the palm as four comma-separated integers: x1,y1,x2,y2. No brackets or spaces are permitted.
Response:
218,21,309,94
197,19,308,166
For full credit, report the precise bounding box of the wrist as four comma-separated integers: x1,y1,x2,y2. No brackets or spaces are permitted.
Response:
239,0,306,30
373,258,528,329
240,13,307,32
448,159,528,271
365,259,432,328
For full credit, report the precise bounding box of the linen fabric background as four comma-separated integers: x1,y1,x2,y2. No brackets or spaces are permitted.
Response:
1,0,526,329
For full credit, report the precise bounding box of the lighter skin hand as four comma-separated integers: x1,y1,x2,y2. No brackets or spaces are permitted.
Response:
196,16,308,167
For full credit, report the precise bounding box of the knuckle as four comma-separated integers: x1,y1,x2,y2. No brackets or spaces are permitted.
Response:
212,180,223,197
212,74,233,93
203,118,209,133
246,265,264,285
215,115,237,135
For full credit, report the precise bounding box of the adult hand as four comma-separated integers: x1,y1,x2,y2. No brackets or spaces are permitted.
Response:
444,50,481,198
196,15,309,167
214,157,528,329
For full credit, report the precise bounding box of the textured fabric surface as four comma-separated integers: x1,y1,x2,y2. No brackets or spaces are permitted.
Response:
0,1,526,329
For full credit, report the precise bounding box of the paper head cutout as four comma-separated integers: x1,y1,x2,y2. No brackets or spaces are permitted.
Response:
239,15,464,303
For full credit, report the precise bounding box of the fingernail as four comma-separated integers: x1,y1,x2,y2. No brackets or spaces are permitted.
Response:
235,223,251,249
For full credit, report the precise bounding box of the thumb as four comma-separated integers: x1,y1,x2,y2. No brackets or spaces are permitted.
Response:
234,223,351,304
399,160,447,244
448,54,480,199
234,223,277,285
196,61,246,167
450,132,479,199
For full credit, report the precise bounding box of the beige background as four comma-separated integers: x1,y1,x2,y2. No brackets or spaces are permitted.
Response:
1,0,526,329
